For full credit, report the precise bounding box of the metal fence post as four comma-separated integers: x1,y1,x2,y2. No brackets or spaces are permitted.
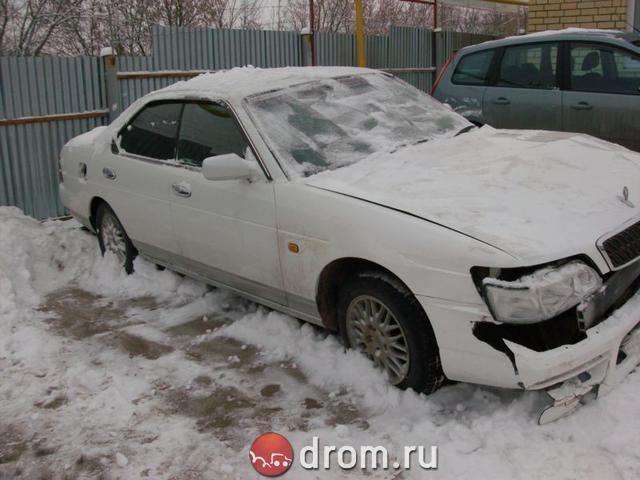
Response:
301,32,314,66
101,48,121,123
434,28,444,78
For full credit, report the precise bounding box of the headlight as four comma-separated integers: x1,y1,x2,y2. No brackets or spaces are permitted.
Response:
482,261,602,324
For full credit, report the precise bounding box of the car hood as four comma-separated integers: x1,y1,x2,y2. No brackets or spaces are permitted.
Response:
305,127,640,265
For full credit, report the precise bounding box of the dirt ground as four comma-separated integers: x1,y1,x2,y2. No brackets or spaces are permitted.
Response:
0,285,372,479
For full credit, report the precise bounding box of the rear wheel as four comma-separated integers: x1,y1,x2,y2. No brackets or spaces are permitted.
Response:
338,271,445,393
96,203,137,274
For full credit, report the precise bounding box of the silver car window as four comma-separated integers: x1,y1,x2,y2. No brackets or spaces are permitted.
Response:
570,43,640,95
452,50,495,86
498,42,559,90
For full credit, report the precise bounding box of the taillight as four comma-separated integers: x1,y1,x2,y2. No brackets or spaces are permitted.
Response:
431,52,456,96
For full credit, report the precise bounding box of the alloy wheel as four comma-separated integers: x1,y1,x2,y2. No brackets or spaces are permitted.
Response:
345,294,410,385
100,213,128,266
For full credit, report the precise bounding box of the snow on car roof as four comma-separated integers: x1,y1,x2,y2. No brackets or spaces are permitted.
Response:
161,66,374,100
508,27,623,39
106,66,378,134
465,28,639,51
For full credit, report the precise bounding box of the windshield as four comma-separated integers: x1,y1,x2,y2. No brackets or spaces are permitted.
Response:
246,73,470,177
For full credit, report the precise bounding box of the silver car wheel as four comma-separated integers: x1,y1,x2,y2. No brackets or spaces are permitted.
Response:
345,294,410,385
100,212,128,265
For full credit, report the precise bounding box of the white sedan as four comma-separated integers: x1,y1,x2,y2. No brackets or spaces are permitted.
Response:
60,67,640,423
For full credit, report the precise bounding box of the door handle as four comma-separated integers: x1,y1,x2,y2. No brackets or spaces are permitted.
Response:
102,167,116,180
492,97,511,105
571,101,593,111
172,182,192,198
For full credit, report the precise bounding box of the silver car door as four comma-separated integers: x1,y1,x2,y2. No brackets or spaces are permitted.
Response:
483,42,562,130
562,42,640,151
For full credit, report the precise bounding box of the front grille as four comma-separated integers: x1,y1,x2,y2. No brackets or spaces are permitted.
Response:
602,219,640,269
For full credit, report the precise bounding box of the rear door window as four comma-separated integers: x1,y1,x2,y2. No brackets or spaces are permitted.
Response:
119,102,182,160
570,43,640,94
498,42,559,89
452,50,496,85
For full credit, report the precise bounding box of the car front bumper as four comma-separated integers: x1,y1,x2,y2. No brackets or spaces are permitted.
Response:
418,287,640,397
537,320,640,423
506,294,640,391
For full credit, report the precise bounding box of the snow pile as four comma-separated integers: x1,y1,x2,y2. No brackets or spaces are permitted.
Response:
213,308,640,480
1,206,640,479
0,207,209,304
0,208,225,478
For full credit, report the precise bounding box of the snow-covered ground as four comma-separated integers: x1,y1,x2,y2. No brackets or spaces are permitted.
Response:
1,206,639,479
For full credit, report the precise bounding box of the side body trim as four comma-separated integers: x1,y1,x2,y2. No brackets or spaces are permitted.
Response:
135,241,323,326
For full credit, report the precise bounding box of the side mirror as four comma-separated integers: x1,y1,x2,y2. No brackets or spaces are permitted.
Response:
201,153,257,181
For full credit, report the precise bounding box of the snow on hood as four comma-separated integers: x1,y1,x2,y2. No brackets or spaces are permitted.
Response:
306,127,640,264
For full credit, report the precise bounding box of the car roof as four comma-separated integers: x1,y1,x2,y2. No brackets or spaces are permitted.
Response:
459,28,640,54
152,66,375,102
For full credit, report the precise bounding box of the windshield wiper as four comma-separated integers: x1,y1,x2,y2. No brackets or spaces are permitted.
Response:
455,125,477,137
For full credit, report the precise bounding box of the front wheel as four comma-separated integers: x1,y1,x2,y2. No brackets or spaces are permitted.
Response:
96,203,137,274
338,271,445,394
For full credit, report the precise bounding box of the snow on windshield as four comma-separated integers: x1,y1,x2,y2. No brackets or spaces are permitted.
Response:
246,73,470,177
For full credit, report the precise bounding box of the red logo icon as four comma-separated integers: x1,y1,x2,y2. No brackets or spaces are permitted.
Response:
249,432,294,477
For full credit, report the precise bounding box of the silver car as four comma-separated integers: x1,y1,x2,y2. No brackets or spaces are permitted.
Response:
433,29,640,151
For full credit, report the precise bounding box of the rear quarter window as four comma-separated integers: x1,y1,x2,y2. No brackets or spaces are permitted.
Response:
452,50,495,86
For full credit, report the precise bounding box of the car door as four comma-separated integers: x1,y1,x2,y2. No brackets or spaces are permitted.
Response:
436,48,496,123
168,101,286,305
483,42,562,130
562,42,640,151
100,101,182,256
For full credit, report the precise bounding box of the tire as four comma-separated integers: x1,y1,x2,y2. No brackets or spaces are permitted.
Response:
95,203,137,274
338,271,445,394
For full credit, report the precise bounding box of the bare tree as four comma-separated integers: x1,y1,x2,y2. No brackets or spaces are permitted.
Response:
235,0,263,29
364,0,433,34
0,0,522,56
0,0,13,53
46,0,108,55
1,0,84,55
1,0,267,55
157,0,199,27
108,0,155,55
285,0,353,33
216,0,262,29
439,3,522,36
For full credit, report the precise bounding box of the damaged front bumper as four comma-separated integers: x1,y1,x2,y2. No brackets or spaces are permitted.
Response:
420,262,640,424
505,261,640,423
481,258,640,423
511,312,640,424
